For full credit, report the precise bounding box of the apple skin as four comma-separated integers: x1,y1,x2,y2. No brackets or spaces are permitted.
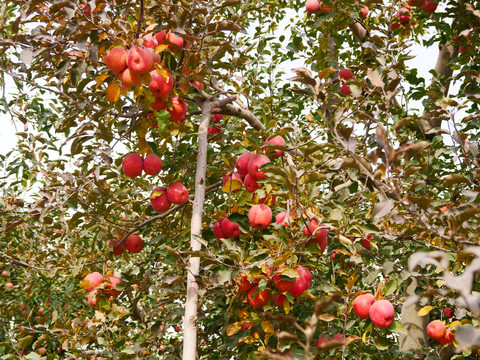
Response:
443,307,454,319
105,276,123,296
151,97,167,111
427,320,446,340
359,5,369,18
274,270,295,293
248,204,272,230
84,272,104,291
6,282,13,289
352,293,375,319
235,152,255,177
421,0,438,13
220,218,241,238
155,30,167,44
167,96,188,124
122,153,143,177
37,348,47,355
339,69,353,81
87,289,99,307
126,46,153,74
239,275,254,293
303,219,328,252
223,172,242,193
151,187,171,213
341,83,351,95
305,0,321,14
105,47,127,73
369,299,395,328
167,182,189,205
143,154,162,175
119,67,141,88
126,234,143,253
264,135,286,158
213,218,227,239
142,33,158,49
247,286,271,308
149,70,174,98
272,293,288,306
110,238,126,255
398,8,410,24
166,32,184,52
208,126,222,140
289,275,306,298
247,154,270,180
243,174,259,192
438,328,455,346
1,270,9,276
296,266,312,289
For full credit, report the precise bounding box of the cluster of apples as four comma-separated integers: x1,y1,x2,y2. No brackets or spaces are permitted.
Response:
353,293,395,328
105,30,188,124
110,234,143,255
238,266,313,309
208,112,223,140
339,69,353,96
391,1,438,31
305,0,369,18
122,153,163,177
150,182,190,213
81,272,123,307
427,320,455,346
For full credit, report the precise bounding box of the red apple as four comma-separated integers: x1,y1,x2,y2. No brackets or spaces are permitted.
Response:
303,219,328,252
438,328,455,345
211,113,222,123
239,275,254,293
151,97,167,111
122,153,143,177
272,293,288,306
155,30,167,44
339,69,353,81
1,270,9,276
390,21,402,31
353,293,375,319
305,0,321,14
119,67,141,88
264,135,286,158
110,237,126,255
167,96,188,124
142,33,158,49
149,70,174,97
274,269,295,293
340,83,351,95
167,182,189,205
247,286,271,308
247,154,270,180
5,282,13,289
166,32,184,52
208,126,222,140
407,0,422,5
84,272,104,291
151,187,171,213
235,152,255,177
248,204,272,229
421,0,438,13
297,266,312,289
105,47,127,73
105,276,123,296
127,46,153,74
37,348,47,355
359,5,369,18
223,172,243,193
369,299,395,328
87,289,99,307
398,8,410,24
443,307,454,319
126,234,143,253
146,47,160,65
220,217,242,238
243,174,259,192
289,275,306,298
143,154,162,175
427,320,446,340
213,218,227,239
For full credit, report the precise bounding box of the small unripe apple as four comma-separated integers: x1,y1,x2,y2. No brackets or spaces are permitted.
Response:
167,96,188,124
143,154,163,175
247,154,270,180
122,153,143,177
6,282,13,289
243,174,259,192
353,293,375,319
264,135,286,158
339,69,353,81
427,320,445,340
340,83,351,95
84,272,104,291
151,187,171,213
248,204,272,229
142,33,158,49
127,45,153,74
305,0,321,14
119,67,141,88
369,299,395,328
87,289,99,307
213,218,227,239
220,217,242,238
126,234,143,253
167,182,189,205
421,0,438,13
149,70,174,98
222,172,243,193
247,286,271,308
105,47,127,73
105,276,123,296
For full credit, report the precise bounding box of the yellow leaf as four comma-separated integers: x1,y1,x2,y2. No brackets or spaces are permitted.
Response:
261,320,274,334
227,322,242,337
417,305,433,317
283,298,290,314
318,313,336,321
222,179,243,193
105,81,121,102
318,68,336,79
362,331,370,345
178,79,189,95
155,44,169,53
96,74,110,88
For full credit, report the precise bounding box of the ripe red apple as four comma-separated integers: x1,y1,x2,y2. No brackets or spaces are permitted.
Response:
146,47,160,65
421,0,438,13
142,33,158,49
398,8,411,24
247,286,271,308
289,275,306,298
235,152,254,177
150,187,171,213
126,46,153,74
105,276,123,296
166,32,184,52
340,83,351,95
276,211,290,227
353,293,375,319
208,125,222,140
122,153,143,177
37,348,47,355
443,307,454,319
243,174,259,192
110,237,126,255
239,275,254,293
390,21,402,31
272,293,288,306
264,135,286,158
167,96,188,124
296,266,312,289
220,217,241,238
438,328,455,345
143,154,162,175
427,320,446,340
339,69,353,81
213,218,227,239
305,0,321,13
303,219,328,252
155,30,167,44
457,31,472,54
119,67,141,88
105,47,127,73
167,182,189,205
369,299,395,328
211,113,222,123
274,269,295,293
248,204,272,229
151,97,167,111
359,5,369,18
149,70,174,97
84,272,104,291
87,289,99,307
247,154,270,180
126,234,143,253
1,270,9,276
222,172,243,193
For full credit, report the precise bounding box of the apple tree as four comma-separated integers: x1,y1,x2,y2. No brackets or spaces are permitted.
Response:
1,0,480,359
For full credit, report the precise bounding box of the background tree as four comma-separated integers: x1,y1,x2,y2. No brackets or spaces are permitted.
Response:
1,0,480,359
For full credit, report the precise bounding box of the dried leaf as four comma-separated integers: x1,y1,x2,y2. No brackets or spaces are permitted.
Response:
367,68,384,88
106,81,121,102
373,199,394,218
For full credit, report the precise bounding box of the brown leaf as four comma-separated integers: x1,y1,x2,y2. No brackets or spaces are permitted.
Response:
367,68,384,88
